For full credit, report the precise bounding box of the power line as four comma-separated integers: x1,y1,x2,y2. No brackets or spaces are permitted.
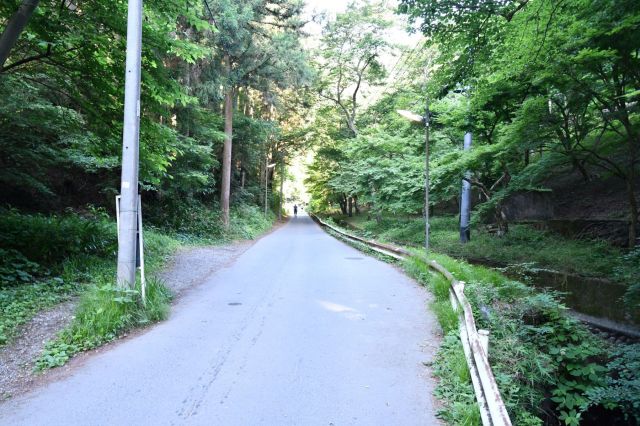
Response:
202,0,217,27
374,39,424,101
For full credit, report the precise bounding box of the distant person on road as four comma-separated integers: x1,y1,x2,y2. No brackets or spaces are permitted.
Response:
293,204,298,217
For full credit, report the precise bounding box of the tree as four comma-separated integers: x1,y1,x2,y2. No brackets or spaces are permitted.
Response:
207,0,310,228
0,0,39,70
315,1,391,136
398,0,640,245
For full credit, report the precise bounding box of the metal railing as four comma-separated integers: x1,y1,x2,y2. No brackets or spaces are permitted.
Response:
310,213,512,426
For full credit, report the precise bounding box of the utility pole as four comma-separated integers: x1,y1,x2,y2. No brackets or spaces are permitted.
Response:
116,0,143,288
424,97,430,254
459,132,472,242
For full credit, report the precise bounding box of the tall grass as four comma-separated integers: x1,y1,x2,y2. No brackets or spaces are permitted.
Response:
36,278,171,369
0,209,116,267
341,213,628,281
34,226,182,369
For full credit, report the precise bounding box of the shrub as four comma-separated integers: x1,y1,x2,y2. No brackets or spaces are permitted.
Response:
0,209,116,267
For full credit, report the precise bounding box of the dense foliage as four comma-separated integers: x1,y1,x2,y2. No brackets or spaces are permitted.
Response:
405,252,639,425
0,0,310,223
309,0,639,246
0,0,310,371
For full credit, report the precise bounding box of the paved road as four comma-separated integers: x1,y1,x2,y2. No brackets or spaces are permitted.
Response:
0,215,440,425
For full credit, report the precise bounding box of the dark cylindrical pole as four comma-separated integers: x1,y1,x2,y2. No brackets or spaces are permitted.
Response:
460,132,472,242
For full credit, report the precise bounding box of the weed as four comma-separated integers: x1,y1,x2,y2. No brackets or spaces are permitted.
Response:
432,300,458,335
36,278,172,370
433,333,479,425
0,278,74,345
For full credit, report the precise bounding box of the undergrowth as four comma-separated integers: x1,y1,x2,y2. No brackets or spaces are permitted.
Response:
338,213,631,283
146,201,275,244
404,249,639,425
36,278,171,369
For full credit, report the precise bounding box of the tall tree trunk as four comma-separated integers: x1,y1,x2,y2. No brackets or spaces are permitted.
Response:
348,196,353,217
220,55,233,228
0,0,39,70
278,158,284,220
354,195,360,214
621,114,639,247
492,204,509,237
627,179,638,247
339,194,347,215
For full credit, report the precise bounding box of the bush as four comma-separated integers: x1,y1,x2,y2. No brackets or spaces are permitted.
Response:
587,344,640,423
0,209,116,267
145,200,274,243
0,248,42,286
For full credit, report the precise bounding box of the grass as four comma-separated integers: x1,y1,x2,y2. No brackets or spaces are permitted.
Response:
403,253,480,424
433,333,481,426
337,213,633,283
33,226,179,369
36,278,172,369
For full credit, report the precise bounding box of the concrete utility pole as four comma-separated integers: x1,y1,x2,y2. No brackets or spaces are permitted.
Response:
459,132,472,242
220,55,233,229
116,0,143,288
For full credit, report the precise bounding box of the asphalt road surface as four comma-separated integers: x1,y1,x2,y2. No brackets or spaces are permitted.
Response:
0,214,440,425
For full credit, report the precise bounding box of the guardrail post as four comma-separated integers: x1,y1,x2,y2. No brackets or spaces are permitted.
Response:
478,329,489,355
449,289,458,311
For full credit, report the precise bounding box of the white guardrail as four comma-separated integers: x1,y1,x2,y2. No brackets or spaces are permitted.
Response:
310,214,512,426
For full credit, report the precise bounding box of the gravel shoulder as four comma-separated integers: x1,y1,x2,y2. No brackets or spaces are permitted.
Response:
160,240,254,298
0,300,76,400
0,238,259,402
